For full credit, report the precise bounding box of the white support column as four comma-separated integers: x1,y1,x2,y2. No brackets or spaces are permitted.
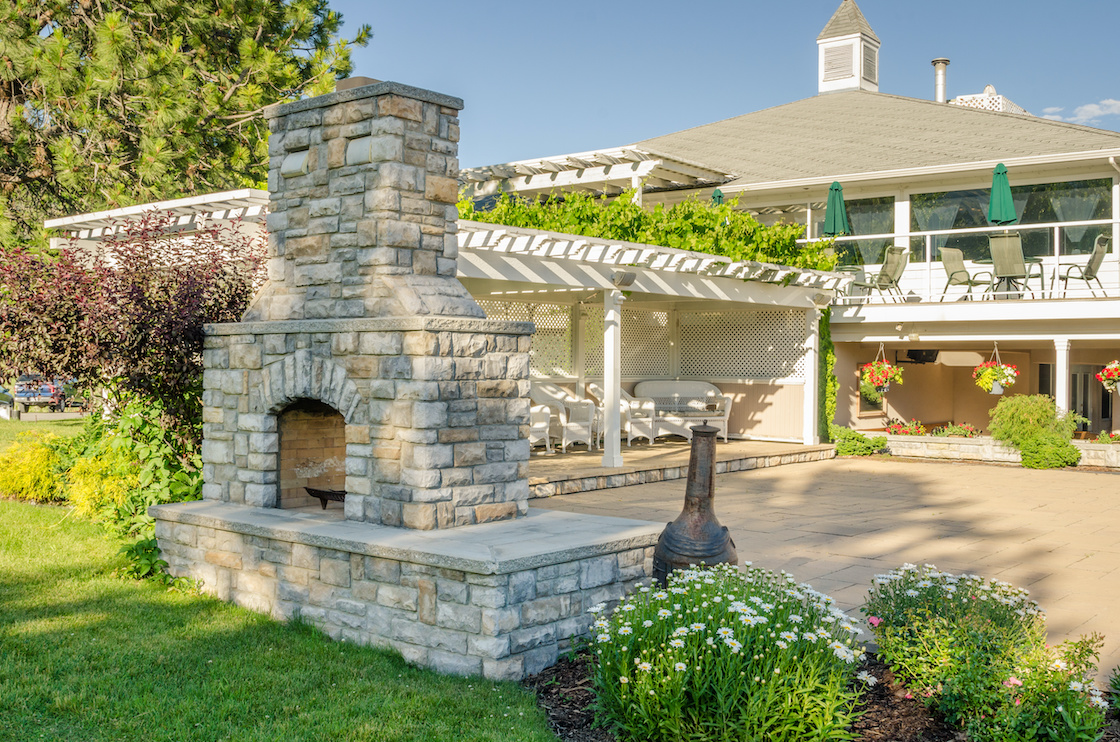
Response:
803,308,822,445
1054,338,1071,414
631,175,643,207
601,290,624,467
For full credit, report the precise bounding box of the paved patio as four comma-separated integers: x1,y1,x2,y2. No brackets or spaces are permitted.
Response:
533,456,1120,677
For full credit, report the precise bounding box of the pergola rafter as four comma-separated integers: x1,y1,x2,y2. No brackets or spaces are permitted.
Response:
459,146,735,200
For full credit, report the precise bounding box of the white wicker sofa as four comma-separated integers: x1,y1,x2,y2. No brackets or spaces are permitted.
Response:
632,380,733,442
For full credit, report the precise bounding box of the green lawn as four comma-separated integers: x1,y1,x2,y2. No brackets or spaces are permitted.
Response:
0,500,557,741
0,418,86,450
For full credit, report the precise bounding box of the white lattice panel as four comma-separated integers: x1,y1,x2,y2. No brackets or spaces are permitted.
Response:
678,310,807,380
622,310,670,377
582,309,671,378
479,300,574,378
583,308,604,377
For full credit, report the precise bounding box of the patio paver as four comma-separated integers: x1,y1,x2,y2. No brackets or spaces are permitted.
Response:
533,456,1120,677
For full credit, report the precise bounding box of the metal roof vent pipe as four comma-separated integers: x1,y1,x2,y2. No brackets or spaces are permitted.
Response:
932,58,950,103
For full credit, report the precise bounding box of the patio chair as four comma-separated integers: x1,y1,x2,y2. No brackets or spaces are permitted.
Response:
849,245,908,301
987,233,1044,298
939,247,991,301
1052,234,1109,298
528,381,596,452
586,382,658,446
527,404,553,454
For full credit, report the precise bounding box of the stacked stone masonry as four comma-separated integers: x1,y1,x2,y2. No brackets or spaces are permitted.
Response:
202,317,533,529
155,510,655,680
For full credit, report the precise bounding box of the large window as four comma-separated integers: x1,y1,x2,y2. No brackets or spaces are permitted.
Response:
911,178,1112,262
825,196,894,266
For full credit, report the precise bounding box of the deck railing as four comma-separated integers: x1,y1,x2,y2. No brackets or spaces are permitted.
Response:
799,219,1120,305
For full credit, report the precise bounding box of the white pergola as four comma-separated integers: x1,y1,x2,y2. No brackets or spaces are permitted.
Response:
44,189,269,247
457,220,847,466
459,146,734,202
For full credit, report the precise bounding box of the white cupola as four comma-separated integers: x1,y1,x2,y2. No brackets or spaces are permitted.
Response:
817,0,880,94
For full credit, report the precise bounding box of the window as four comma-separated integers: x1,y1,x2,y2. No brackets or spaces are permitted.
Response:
829,196,894,266
911,179,1112,262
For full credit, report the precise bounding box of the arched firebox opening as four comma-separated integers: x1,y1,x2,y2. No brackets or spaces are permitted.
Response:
277,399,346,509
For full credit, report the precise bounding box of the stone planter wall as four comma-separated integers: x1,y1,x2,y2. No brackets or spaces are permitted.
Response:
885,434,1120,468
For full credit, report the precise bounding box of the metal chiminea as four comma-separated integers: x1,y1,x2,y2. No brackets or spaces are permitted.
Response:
651,423,738,584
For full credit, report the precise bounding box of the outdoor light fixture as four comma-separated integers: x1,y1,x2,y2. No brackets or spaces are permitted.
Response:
811,292,833,308
611,271,637,288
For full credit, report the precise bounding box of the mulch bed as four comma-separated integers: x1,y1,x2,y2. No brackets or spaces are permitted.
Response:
524,652,1120,742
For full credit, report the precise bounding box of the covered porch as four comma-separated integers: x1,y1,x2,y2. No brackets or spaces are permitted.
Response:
831,299,1120,434
456,220,847,467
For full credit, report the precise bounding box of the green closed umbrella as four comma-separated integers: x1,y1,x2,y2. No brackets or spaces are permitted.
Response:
823,181,850,236
988,163,1017,225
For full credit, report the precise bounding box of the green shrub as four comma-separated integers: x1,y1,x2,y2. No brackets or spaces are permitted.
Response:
864,564,1108,742
1020,431,1082,469
1095,431,1120,444
989,395,1085,449
0,431,69,502
591,563,864,742
830,425,886,456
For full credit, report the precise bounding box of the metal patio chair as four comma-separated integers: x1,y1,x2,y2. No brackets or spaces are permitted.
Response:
939,247,991,301
987,233,1044,298
1052,234,1110,298
849,245,908,301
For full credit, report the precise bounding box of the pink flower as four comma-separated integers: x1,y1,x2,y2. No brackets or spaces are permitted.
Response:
1003,676,1022,687
868,616,882,627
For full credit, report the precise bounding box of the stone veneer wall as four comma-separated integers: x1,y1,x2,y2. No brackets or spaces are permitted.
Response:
202,317,532,529
154,501,659,679
885,435,1120,468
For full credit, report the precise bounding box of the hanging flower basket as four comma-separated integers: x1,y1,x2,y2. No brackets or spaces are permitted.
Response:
972,362,1018,394
1098,360,1120,394
861,359,903,391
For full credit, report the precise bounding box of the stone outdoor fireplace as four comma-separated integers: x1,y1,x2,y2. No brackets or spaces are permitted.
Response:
154,80,660,680
198,81,534,530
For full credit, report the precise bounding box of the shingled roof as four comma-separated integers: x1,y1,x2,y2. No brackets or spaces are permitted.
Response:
634,90,1120,188
817,0,878,42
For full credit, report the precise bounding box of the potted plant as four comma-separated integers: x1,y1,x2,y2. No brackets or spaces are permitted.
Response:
861,359,903,394
972,361,1018,394
1097,360,1119,394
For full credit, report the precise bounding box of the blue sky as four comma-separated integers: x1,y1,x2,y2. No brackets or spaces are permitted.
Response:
329,0,1120,169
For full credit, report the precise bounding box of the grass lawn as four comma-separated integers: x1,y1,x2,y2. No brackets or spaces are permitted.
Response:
0,500,558,741
0,418,86,450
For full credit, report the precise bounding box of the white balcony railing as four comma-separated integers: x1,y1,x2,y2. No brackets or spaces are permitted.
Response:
799,219,1119,305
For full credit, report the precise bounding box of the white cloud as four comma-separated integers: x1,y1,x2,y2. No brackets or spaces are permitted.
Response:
1043,98,1120,124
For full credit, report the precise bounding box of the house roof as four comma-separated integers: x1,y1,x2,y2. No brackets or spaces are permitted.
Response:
633,90,1120,190
818,0,878,42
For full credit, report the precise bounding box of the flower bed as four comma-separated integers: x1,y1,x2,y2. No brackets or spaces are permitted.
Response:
864,564,1110,742
589,563,866,742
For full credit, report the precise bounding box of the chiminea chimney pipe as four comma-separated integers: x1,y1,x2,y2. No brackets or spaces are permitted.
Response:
931,58,950,103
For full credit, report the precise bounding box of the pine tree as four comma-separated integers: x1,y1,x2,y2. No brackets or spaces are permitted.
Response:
0,0,370,245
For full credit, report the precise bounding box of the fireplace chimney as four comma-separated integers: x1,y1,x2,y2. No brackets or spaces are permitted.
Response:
932,58,950,103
